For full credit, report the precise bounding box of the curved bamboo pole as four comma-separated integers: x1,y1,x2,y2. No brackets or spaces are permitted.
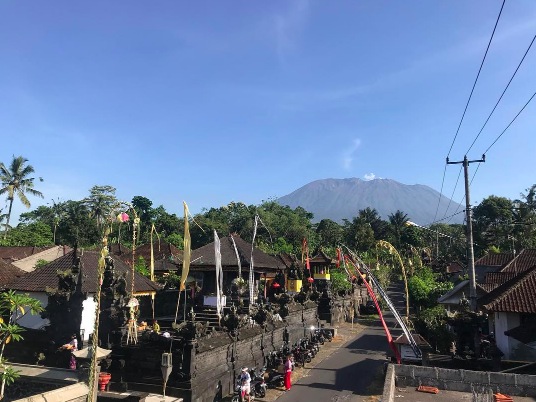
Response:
376,240,410,321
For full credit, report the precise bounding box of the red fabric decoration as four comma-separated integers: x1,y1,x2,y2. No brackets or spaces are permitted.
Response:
307,277,314,283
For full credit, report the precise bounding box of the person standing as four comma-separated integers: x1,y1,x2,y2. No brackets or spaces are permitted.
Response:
60,334,78,369
284,354,293,391
240,367,251,402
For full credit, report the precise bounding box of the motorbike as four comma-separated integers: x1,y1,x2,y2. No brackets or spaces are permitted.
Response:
231,377,255,402
258,366,284,389
249,367,267,398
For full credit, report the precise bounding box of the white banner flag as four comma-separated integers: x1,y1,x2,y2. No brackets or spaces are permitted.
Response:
214,230,224,320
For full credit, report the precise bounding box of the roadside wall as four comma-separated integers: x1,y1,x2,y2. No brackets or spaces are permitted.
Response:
382,364,536,399
189,305,319,402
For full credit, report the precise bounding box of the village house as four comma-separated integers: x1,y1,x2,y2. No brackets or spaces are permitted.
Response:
5,249,160,341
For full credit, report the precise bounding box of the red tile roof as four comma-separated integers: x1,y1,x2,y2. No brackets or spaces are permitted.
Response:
6,250,160,295
475,252,514,268
480,266,536,313
0,260,26,288
484,272,518,285
502,249,536,274
0,246,56,262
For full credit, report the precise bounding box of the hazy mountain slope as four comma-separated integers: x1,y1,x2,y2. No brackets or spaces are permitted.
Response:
277,178,464,225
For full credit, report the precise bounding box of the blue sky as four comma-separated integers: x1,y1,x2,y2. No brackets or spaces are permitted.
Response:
1,0,536,224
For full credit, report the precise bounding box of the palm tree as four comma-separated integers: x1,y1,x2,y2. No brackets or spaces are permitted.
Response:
388,210,409,249
0,156,44,239
83,185,118,229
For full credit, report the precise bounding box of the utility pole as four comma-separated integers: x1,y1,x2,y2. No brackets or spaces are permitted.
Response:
447,155,485,312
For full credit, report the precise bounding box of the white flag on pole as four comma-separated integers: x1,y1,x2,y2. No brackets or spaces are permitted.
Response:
214,230,224,320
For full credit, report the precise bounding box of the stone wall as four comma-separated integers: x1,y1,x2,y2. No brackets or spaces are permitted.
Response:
188,305,319,402
386,364,536,398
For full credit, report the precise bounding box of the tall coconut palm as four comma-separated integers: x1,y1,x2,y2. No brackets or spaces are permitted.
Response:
0,156,44,239
388,210,409,249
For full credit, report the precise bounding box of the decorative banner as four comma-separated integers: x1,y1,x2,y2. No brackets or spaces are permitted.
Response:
230,234,242,279
214,230,224,320
345,255,400,363
249,216,259,308
150,223,160,281
302,238,310,271
336,248,341,268
180,202,191,291
344,246,422,360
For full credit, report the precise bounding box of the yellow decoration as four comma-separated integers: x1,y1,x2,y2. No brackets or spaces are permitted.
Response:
287,279,302,292
314,273,331,280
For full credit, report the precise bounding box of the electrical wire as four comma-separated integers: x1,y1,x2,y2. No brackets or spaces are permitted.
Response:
446,0,506,158
427,210,466,226
442,165,463,221
436,0,505,227
432,164,448,225
466,33,536,154
483,90,536,155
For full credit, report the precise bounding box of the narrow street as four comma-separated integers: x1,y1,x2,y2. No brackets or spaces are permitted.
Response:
275,283,405,402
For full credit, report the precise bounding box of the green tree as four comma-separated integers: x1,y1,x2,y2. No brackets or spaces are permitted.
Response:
407,266,453,310
0,222,53,246
0,156,44,239
57,200,100,246
343,217,375,252
358,207,388,240
473,196,514,252
0,290,43,399
387,210,409,249
315,219,343,248
83,185,119,229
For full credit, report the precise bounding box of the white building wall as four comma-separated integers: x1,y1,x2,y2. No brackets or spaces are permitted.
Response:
493,312,520,359
16,292,50,329
80,295,96,341
16,291,96,341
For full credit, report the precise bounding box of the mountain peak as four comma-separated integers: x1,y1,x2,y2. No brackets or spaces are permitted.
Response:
277,178,463,225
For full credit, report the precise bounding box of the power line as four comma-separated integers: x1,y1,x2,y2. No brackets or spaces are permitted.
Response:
446,163,483,224
432,164,448,224
446,0,506,158
483,90,536,154
442,165,463,221
427,210,466,226
466,33,536,154
436,0,505,229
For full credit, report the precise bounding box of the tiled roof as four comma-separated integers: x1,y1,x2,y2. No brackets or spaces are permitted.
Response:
475,252,514,268
479,283,499,293
484,271,518,285
5,250,160,295
277,253,302,269
134,241,182,263
479,266,536,313
502,249,536,274
310,251,334,265
446,261,464,274
0,246,56,262
0,260,26,288
190,235,284,271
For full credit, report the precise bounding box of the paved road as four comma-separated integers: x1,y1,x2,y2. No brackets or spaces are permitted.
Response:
275,283,406,402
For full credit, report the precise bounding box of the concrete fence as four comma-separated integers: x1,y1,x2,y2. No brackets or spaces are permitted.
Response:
382,364,536,400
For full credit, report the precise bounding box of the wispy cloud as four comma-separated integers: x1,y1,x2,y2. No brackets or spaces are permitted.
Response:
342,139,361,170
273,0,310,63
363,173,376,181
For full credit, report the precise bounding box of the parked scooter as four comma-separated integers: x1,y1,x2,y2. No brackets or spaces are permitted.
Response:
258,366,284,389
231,377,256,402
249,367,267,398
